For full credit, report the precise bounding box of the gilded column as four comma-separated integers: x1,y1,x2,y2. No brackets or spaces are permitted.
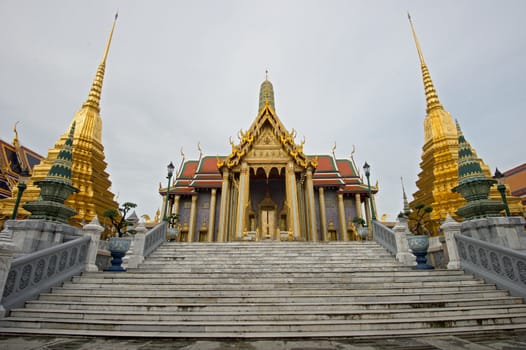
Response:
305,167,318,241
372,193,378,221
160,196,168,219
172,195,181,218
337,193,348,241
286,162,300,240
354,194,362,220
318,187,328,241
217,168,230,242
187,194,198,242
207,189,217,242
235,162,250,240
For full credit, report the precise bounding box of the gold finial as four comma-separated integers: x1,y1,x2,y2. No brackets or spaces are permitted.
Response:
407,13,443,113
13,121,20,146
265,69,269,80
83,13,118,112
330,142,336,159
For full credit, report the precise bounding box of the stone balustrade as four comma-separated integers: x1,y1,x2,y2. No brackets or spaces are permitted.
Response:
455,233,526,300
1,235,90,314
142,221,167,258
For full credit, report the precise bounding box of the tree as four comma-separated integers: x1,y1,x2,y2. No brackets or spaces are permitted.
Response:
407,203,433,236
103,202,137,237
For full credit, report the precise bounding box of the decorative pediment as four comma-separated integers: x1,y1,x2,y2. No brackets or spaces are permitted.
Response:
217,92,317,171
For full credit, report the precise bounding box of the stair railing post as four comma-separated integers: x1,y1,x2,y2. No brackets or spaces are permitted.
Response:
82,216,104,272
0,227,17,318
440,214,461,270
393,217,416,265
127,223,147,269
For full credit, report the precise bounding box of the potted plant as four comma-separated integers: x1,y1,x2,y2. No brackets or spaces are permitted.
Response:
103,202,137,271
406,203,434,270
166,213,180,241
352,217,368,240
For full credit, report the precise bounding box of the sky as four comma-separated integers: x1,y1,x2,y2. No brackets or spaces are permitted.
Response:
1,0,525,221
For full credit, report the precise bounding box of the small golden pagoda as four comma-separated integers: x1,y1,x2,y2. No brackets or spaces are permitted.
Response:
408,15,523,231
0,15,119,226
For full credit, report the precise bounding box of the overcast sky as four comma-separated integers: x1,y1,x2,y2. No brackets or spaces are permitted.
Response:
1,0,525,221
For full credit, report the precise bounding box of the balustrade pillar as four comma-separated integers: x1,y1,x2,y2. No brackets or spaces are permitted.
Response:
441,214,461,269
0,227,16,318
81,216,103,272
126,224,147,269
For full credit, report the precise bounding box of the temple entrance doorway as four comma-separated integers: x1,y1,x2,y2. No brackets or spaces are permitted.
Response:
250,167,285,241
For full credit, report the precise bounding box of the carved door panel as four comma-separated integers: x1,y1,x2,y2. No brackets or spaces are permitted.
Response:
261,209,276,239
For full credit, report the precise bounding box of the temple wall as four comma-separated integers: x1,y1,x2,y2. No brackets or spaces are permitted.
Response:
314,189,321,240
344,196,357,221
195,191,211,241
179,197,192,231
324,190,339,238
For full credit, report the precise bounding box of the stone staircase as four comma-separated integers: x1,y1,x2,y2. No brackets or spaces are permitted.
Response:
1,241,526,338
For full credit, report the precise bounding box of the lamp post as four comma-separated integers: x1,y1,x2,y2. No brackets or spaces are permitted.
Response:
494,168,511,216
11,170,30,219
163,162,175,221
363,162,376,221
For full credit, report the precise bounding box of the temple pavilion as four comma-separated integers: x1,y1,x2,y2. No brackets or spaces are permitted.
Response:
160,79,377,242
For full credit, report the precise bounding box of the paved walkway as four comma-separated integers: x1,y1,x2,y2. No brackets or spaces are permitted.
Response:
1,333,526,350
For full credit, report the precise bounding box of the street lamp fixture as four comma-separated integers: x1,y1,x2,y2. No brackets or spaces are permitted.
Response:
363,162,376,221
163,162,175,221
11,169,30,219
493,168,511,216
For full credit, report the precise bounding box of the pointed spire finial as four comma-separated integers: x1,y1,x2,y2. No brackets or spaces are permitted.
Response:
401,176,410,213
258,74,275,113
13,121,20,146
83,14,118,112
408,13,443,113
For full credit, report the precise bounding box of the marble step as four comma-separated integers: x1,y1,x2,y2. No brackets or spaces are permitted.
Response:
11,304,526,322
51,284,498,297
3,324,526,339
3,312,526,333
141,259,397,265
36,290,512,304
23,296,526,312
66,280,488,290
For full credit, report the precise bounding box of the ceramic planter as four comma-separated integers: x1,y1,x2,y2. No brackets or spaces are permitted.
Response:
407,235,434,270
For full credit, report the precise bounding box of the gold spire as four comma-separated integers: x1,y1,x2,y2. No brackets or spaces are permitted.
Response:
12,121,20,147
408,13,443,113
82,13,118,113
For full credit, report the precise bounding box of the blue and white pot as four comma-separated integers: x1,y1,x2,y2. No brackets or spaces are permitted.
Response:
106,237,132,272
407,235,433,270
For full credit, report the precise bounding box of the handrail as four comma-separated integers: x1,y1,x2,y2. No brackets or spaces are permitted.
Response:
372,220,397,256
455,233,526,300
1,235,90,313
143,221,166,258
